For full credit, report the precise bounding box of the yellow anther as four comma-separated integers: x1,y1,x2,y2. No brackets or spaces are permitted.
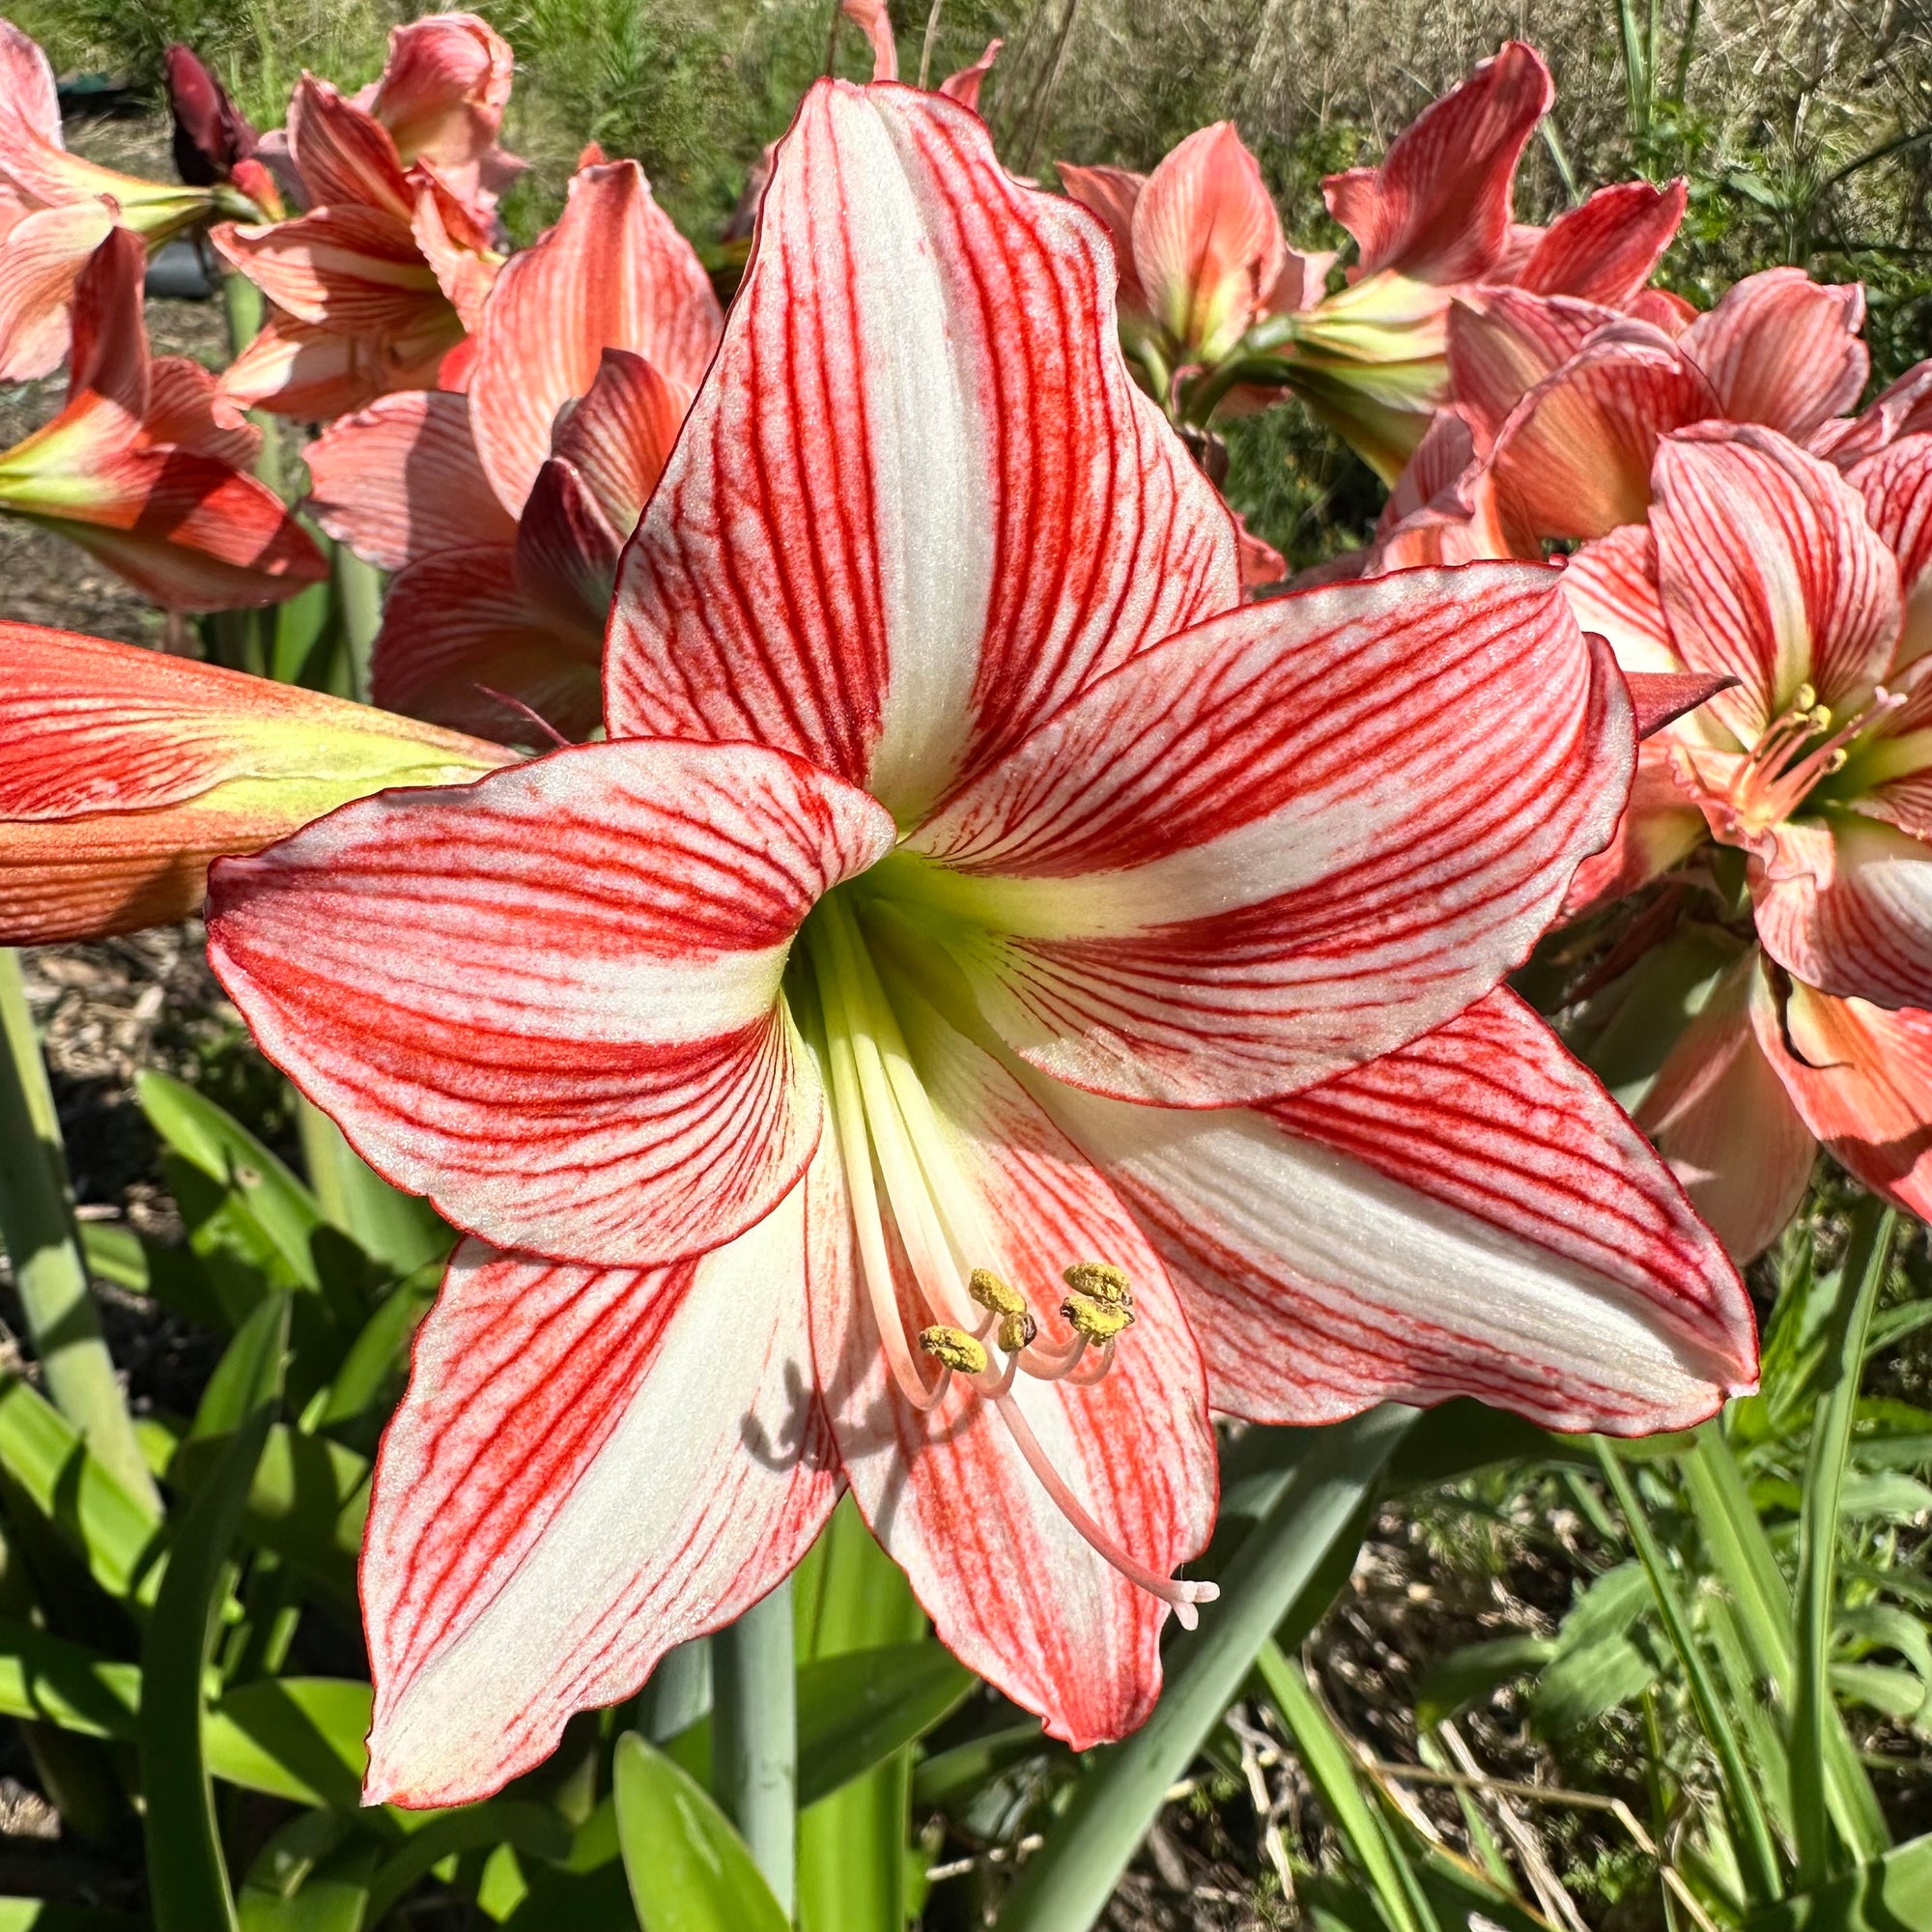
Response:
1827,747,1849,773
1811,704,1834,731
1061,1294,1135,1344
1063,1261,1133,1309
998,1310,1038,1352
1795,683,1817,712
969,1268,1030,1318
920,1325,989,1375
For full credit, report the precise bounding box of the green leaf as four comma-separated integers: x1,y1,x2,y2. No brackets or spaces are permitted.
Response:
0,1616,140,1737
310,1276,433,1442
613,1733,790,1932
364,1803,571,1925
994,1406,1414,1932
73,1223,147,1294
796,1641,972,1808
138,1073,324,1291
140,1404,274,1932
1742,1830,1932,1930
1413,1636,1554,1732
1531,1563,1662,1734
238,1838,377,1932
0,1376,164,1601
0,1904,147,1930
295,1100,449,1278
191,1296,293,1442
206,1676,371,1810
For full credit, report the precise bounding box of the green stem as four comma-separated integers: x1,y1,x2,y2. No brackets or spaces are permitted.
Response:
995,1406,1414,1932
331,546,385,706
712,1582,796,1914
637,1636,713,1743
220,272,283,500
1792,1204,1892,1888
0,953,159,1511
1596,1439,1783,1904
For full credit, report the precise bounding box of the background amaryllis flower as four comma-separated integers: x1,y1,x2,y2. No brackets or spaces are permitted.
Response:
213,14,522,418
0,227,326,610
1551,422,1932,1255
302,157,722,741
196,80,1754,1810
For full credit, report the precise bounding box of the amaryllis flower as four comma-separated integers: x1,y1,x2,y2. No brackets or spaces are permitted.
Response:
0,19,266,382
0,227,325,610
1285,42,1687,478
1552,424,1932,1253
0,625,509,942
213,15,521,418
303,158,722,741
1060,124,1332,381
191,83,1754,1807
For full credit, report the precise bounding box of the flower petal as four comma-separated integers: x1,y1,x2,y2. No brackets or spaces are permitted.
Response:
370,543,604,743
364,1192,837,1807
1321,42,1551,284
1848,432,1932,674
1757,973,1932,1222
212,206,443,332
899,563,1631,1104
1751,814,1932,1011
1446,287,1621,446
1559,523,1679,671
1511,179,1687,307
468,160,721,515
807,980,1216,1748
366,13,517,188
304,390,515,570
1562,741,1707,913
0,624,509,942
207,740,896,1265
1054,161,1148,314
145,358,260,468
1033,985,1753,1434
1128,122,1284,364
606,81,1238,822
217,314,464,418
1489,321,1719,543
548,347,688,543
937,40,1001,112
1650,423,1900,738
66,227,151,421
0,201,114,384
1681,268,1868,440
286,75,413,218
1632,951,1816,1261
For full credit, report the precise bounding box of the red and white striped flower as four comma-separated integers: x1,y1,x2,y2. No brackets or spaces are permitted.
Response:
196,82,1753,1807
301,157,722,741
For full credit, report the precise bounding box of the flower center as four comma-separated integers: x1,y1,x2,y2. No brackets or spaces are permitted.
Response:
798,890,1216,1628
1716,682,1905,838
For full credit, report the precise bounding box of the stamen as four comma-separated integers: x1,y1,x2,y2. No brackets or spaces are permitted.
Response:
921,1325,990,1375
991,1392,1218,1628
1063,1261,1134,1308
1062,1293,1136,1345
970,1270,1041,1353
1720,685,1908,836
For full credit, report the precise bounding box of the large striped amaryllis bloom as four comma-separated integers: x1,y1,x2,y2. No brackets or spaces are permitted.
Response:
302,156,722,742
203,81,1754,1808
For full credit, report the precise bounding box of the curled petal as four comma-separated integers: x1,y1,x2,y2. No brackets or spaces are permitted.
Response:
550,348,689,543
1511,179,1687,308
1129,122,1284,364
66,227,151,422
937,40,1001,112
839,0,898,80
0,626,508,942
212,206,443,332
0,201,114,383
1751,815,1932,1013
207,740,898,1265
364,1197,837,1807
145,358,261,468
1849,434,1932,674
608,82,1237,821
304,390,513,570
367,12,519,203
1815,360,1932,468
1037,987,1755,1434
809,982,1215,1747
468,160,720,515
1489,321,1719,543
1447,287,1621,446
1681,268,1868,440
217,313,464,417
1758,973,1932,1222
1322,42,1552,284
1560,523,1677,672
1632,951,1816,1261
901,564,1631,1104
1650,423,1900,739
285,75,412,217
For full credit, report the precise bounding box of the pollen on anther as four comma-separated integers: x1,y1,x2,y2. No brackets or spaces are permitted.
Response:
1063,1261,1133,1309
920,1324,989,1375
969,1267,1030,1317
1061,1294,1134,1344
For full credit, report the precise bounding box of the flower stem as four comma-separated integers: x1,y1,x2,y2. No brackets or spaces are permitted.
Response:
0,952,160,1511
712,1581,796,1912
331,546,385,706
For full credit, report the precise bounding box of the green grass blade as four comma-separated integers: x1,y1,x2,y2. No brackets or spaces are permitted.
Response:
613,1733,790,1932
1256,1638,1435,1932
0,952,158,1509
1597,1440,1786,1905
139,1405,275,1932
1741,1829,1932,1932
1793,1206,1893,1889
994,1405,1414,1932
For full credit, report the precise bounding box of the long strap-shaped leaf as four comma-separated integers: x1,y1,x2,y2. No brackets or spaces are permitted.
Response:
1792,1205,1894,1889
995,1405,1416,1932
139,1399,277,1932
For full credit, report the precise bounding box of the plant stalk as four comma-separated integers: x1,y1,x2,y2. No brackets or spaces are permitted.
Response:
0,952,159,1510
712,1581,796,1913
331,545,385,705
